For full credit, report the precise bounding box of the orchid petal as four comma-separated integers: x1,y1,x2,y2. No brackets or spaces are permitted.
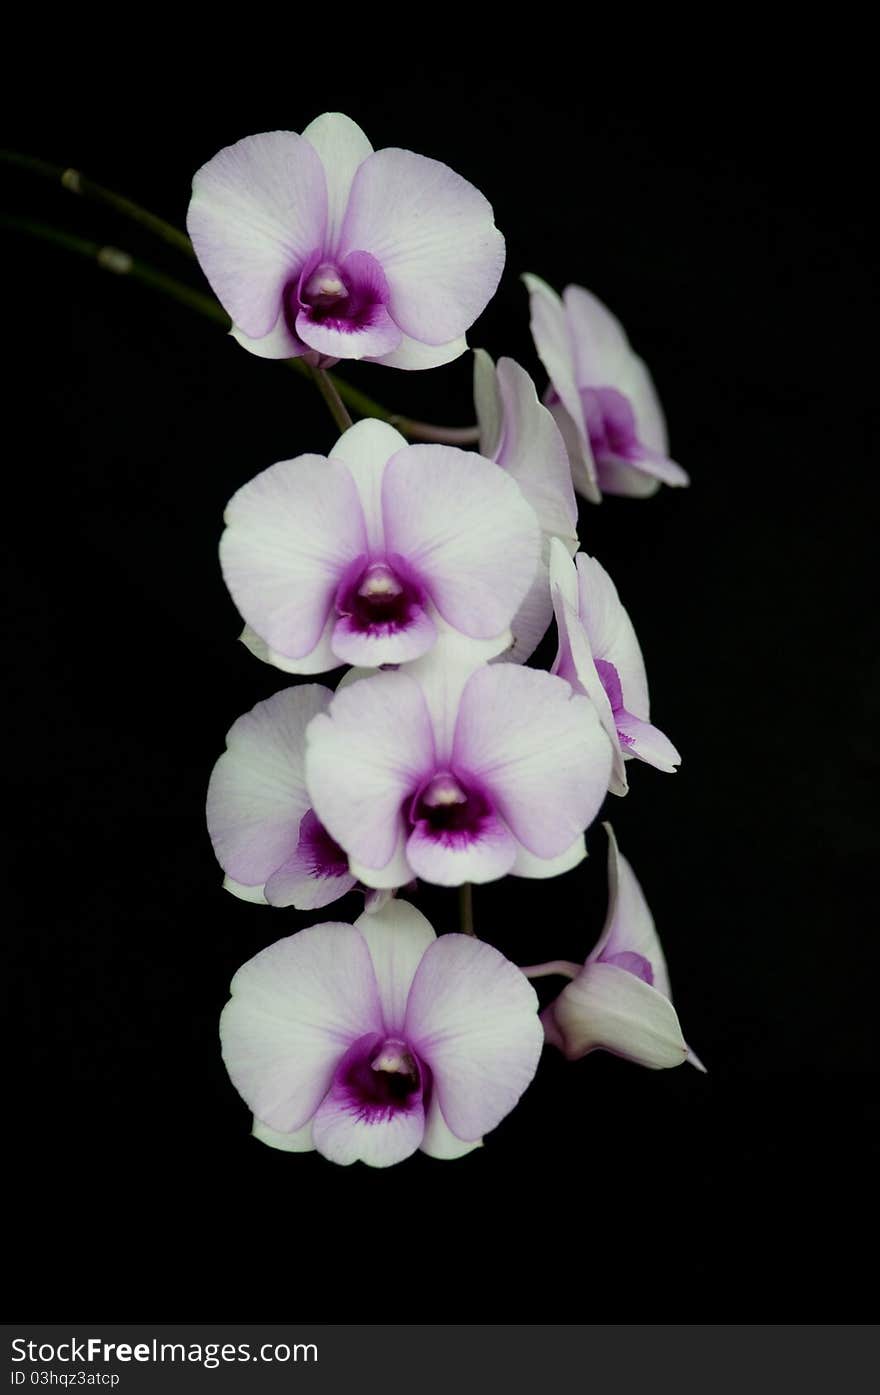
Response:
615,712,681,773
575,553,651,720
371,333,468,370
301,112,373,253
549,961,688,1068
405,935,542,1140
382,444,540,640
239,618,342,677
406,810,518,886
311,1082,425,1168
420,1096,482,1160
341,148,504,344
523,273,599,501
221,456,366,663
328,418,408,550
305,671,434,870
353,898,435,1035
510,835,586,879
264,848,357,911
220,924,382,1132
453,665,612,859
188,131,327,339
206,685,331,889
252,1116,315,1153
491,356,578,540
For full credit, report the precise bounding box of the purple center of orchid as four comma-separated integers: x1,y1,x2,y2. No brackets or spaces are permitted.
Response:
296,808,349,881
602,950,654,985
336,558,426,636
581,387,645,466
336,1033,425,1122
291,251,390,338
409,771,493,842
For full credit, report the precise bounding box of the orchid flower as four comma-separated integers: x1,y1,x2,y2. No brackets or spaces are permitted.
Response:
222,418,540,673
524,274,689,501
304,634,613,889
550,539,680,796
221,898,543,1166
473,350,579,662
538,825,703,1070
206,684,370,910
188,112,504,369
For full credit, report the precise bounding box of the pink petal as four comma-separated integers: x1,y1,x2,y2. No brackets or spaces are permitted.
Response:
221,924,383,1132
221,455,367,664
328,418,408,549
301,112,373,253
305,670,434,870
488,355,578,540
404,935,543,1141
550,541,628,796
590,825,671,994
341,148,504,344
206,685,331,889
510,835,586,879
188,131,327,339
523,273,599,501
562,283,631,386
453,665,612,859
382,444,540,640
615,712,681,773
311,1077,425,1167
406,809,518,886
331,603,438,666
575,553,651,720
420,1095,482,1160
239,618,342,677
295,301,403,360
263,848,357,911
353,898,435,1035
252,1116,315,1152
549,961,688,1069
373,333,468,370
231,311,308,360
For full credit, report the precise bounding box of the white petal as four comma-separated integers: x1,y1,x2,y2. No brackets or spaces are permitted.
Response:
354,897,435,1034
302,112,373,253
252,1116,316,1153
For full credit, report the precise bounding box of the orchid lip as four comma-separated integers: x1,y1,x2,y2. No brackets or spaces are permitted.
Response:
335,555,426,635
337,1033,425,1120
409,771,493,840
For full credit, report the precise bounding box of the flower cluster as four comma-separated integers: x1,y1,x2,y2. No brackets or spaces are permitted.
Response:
197,112,701,1167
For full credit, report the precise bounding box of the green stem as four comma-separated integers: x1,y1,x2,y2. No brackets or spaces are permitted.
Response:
310,365,353,432
1,148,195,258
458,883,476,937
0,210,479,441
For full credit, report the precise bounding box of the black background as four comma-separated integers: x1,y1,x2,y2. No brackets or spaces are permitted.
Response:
4,48,877,1320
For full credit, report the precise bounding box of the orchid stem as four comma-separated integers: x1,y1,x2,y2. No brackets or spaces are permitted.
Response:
458,883,475,937
1,149,195,258
520,960,580,981
0,206,479,442
309,365,354,432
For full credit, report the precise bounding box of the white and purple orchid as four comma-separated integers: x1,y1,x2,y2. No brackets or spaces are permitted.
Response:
206,684,360,910
221,418,540,673
221,898,543,1167
473,350,579,663
537,825,702,1070
305,635,613,889
550,539,680,795
188,112,505,369
178,106,705,1166
524,274,690,502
